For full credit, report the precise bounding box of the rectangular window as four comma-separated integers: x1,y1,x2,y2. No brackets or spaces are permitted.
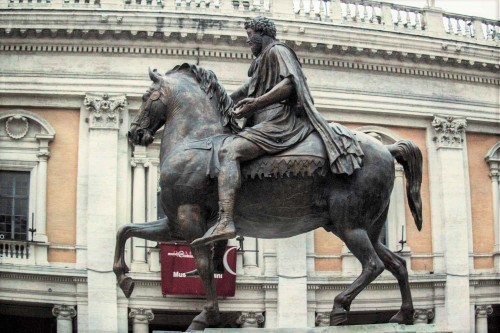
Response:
0,171,30,241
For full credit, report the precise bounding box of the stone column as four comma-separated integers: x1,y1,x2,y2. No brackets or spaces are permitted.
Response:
236,311,265,328
475,305,493,333
491,170,500,271
413,308,434,324
277,234,308,327
131,145,148,271
431,115,471,333
129,308,154,333
34,141,50,243
52,305,76,333
315,312,330,327
34,135,51,264
83,93,127,333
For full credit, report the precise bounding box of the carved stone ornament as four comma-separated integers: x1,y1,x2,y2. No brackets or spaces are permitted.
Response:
475,305,493,318
432,115,467,149
84,93,127,129
129,308,154,322
413,308,434,324
52,304,77,320
5,115,29,139
236,311,265,328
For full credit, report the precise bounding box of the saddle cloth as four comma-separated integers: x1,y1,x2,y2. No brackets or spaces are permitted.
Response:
185,132,328,179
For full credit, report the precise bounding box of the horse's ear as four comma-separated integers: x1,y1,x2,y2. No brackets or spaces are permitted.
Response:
149,67,160,84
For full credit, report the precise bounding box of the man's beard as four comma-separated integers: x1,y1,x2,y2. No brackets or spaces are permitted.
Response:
250,34,263,56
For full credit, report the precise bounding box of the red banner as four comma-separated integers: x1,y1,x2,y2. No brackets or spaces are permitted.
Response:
160,243,237,297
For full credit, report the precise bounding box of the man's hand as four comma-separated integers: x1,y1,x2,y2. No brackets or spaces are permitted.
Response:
232,97,261,119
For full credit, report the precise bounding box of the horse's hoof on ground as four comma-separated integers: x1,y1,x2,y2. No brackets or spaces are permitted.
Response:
389,309,414,325
119,277,135,298
330,309,348,326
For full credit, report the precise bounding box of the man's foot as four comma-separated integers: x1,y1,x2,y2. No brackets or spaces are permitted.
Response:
191,222,236,247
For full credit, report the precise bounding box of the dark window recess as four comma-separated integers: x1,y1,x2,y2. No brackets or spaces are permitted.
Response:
0,171,30,241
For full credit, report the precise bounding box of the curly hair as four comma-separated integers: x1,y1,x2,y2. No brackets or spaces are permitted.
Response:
244,16,277,39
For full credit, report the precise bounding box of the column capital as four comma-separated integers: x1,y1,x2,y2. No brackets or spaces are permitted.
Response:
413,308,434,324
315,312,331,327
431,115,467,149
236,311,265,328
144,158,160,168
475,305,493,318
129,308,154,322
52,304,77,320
36,151,50,161
489,169,500,181
84,93,127,130
131,158,148,167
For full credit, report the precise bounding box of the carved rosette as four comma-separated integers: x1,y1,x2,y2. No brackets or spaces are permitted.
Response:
52,304,77,320
432,115,467,149
236,311,265,328
84,93,127,129
413,308,434,324
129,308,154,322
5,115,29,139
315,312,331,327
475,305,493,318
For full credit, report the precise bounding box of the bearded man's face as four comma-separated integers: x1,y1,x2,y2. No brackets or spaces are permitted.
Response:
246,28,263,57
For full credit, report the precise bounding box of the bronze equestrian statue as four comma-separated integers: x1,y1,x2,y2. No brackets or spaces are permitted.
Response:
113,16,423,331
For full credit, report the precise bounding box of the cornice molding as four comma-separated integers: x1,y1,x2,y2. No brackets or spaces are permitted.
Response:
1,43,498,86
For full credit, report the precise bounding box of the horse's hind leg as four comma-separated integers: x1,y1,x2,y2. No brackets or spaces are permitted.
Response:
331,228,385,325
373,242,414,324
113,217,172,298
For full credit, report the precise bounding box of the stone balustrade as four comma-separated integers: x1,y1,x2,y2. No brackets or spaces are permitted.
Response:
1,0,498,44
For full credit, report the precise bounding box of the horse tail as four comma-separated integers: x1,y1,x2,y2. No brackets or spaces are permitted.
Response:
386,140,423,231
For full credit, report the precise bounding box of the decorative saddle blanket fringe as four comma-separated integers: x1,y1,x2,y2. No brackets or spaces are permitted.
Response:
184,132,329,180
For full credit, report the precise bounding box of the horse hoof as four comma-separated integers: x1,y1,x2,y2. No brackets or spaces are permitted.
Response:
120,277,135,298
330,309,348,326
389,309,414,325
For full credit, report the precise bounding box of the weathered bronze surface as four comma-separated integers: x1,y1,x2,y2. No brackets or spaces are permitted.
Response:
113,17,423,331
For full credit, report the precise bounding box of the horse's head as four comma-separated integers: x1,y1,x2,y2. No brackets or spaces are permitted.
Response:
128,68,169,146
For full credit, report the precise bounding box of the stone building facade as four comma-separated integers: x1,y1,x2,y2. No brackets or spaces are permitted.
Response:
0,1,499,332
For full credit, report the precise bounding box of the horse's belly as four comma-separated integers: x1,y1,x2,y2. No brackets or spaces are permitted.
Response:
234,176,329,238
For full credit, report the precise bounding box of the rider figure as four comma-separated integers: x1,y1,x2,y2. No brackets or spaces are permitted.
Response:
191,16,364,247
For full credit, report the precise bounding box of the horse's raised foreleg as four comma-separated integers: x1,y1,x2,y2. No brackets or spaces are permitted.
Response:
331,228,385,325
373,242,414,324
176,204,220,331
113,217,172,298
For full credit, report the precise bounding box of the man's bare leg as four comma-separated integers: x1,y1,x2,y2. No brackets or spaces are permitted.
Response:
191,137,264,247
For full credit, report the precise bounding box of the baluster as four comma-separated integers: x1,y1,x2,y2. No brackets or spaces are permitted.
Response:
486,24,493,39
362,3,368,22
446,16,453,35
415,12,421,30
406,10,412,28
465,21,471,37
456,18,462,35
345,2,352,21
396,9,403,26
369,5,375,23
297,0,303,15
354,2,360,21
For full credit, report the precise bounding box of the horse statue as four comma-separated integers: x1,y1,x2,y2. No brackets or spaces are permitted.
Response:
113,63,423,331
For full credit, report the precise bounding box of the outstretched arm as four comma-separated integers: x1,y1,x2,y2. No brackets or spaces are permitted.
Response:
232,77,295,119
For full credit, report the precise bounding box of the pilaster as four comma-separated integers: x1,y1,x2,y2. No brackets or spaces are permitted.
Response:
83,93,127,332
277,234,308,328
52,304,77,333
129,308,154,333
431,115,471,333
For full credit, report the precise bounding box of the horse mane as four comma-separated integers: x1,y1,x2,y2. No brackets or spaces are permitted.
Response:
166,63,234,126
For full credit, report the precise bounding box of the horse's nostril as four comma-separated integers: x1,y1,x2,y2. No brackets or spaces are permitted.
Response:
137,129,144,137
